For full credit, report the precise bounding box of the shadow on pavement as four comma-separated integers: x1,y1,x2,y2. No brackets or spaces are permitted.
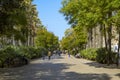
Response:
84,61,120,69
115,73,120,78
0,61,111,80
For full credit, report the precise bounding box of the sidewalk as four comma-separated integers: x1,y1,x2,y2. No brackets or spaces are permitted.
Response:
0,54,120,80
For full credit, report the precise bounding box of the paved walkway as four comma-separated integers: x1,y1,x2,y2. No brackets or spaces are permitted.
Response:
0,54,120,80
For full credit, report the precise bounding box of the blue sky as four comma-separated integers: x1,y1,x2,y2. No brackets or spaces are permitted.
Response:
33,0,70,40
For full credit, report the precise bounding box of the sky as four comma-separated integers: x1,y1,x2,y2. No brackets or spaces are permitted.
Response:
33,0,70,40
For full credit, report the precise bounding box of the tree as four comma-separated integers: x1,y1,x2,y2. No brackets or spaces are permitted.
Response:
0,0,29,47
35,26,59,51
60,0,120,65
0,0,41,47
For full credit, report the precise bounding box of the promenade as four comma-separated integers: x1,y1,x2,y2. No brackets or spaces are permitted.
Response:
0,54,120,80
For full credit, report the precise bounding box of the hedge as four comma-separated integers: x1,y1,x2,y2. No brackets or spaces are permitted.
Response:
80,48,118,64
0,46,47,68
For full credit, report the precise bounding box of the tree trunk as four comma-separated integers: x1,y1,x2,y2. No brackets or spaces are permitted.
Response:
107,25,112,65
100,24,103,48
117,29,120,66
93,27,96,48
87,28,93,48
107,12,112,65
29,32,32,46
103,24,107,50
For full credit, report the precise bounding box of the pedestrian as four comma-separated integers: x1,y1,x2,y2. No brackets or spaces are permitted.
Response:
114,43,118,52
68,50,70,57
58,50,61,56
48,50,51,60
41,51,45,60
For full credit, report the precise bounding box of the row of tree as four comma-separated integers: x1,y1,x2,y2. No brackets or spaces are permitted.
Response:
0,0,59,49
60,0,120,65
0,0,39,46
0,0,59,67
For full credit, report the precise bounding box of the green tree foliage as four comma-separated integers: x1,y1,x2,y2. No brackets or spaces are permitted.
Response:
0,0,27,34
60,0,120,65
60,28,74,50
0,0,41,46
60,27,86,55
0,0,46,67
35,26,59,51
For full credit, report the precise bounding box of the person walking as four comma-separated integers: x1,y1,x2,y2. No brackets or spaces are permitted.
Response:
48,50,51,60
41,51,45,60
68,50,70,57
